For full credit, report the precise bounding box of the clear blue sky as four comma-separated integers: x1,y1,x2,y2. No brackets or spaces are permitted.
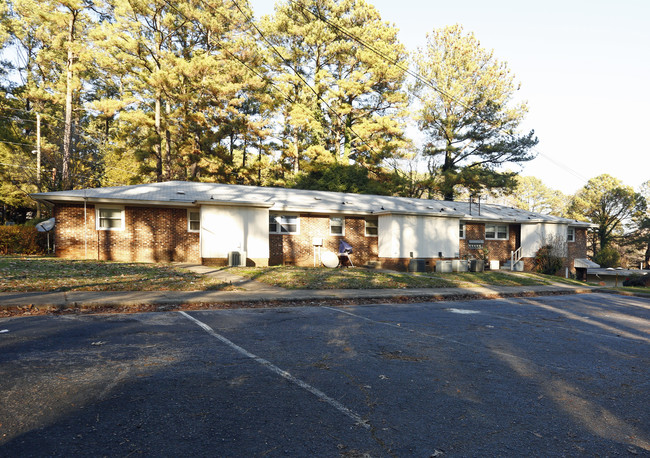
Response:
249,0,650,195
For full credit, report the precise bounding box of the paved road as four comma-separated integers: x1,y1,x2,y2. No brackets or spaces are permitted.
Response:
1,293,648,457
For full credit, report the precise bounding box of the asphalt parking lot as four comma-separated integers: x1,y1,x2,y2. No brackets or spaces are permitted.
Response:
1,293,649,457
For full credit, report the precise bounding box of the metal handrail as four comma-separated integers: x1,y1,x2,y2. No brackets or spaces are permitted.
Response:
511,247,522,271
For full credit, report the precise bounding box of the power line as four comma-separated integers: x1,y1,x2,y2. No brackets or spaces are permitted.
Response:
285,0,589,187
0,115,37,124
0,140,34,147
226,0,391,162
534,150,589,183
0,161,128,186
1,107,111,148
159,0,298,107
152,0,387,170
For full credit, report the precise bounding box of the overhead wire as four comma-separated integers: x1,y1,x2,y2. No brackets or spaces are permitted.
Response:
152,0,390,172
285,0,589,187
226,0,391,162
158,0,299,107
0,161,128,187
0,139,34,148
1,108,140,176
4,0,587,189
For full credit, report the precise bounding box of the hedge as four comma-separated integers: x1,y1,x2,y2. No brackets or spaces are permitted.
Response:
0,226,47,255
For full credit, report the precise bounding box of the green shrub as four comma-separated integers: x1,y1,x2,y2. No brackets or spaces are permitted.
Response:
534,244,564,275
593,245,621,268
0,226,47,255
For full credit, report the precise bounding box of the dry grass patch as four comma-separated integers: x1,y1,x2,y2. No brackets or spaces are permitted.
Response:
232,267,550,289
233,266,454,289
0,256,228,292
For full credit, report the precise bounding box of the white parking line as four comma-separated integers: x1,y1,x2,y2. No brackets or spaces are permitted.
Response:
179,311,370,429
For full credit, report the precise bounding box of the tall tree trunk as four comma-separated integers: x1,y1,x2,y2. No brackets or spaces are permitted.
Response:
334,124,341,162
165,101,172,180
293,131,299,174
258,137,262,186
442,145,456,201
343,109,353,163
62,10,78,190
242,124,247,169
155,94,163,182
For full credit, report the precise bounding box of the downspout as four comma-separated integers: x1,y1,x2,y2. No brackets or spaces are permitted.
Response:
199,207,202,264
195,201,202,264
84,194,87,259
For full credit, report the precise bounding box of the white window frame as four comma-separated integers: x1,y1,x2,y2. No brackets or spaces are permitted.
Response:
188,209,200,233
365,217,378,237
269,214,300,234
459,222,466,239
329,216,345,236
567,227,575,242
96,206,125,231
485,223,508,240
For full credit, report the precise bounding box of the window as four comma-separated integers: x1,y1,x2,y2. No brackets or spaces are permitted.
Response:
330,216,344,236
365,217,378,237
459,222,466,239
96,207,124,230
567,227,575,242
188,210,200,232
485,224,508,240
269,215,299,234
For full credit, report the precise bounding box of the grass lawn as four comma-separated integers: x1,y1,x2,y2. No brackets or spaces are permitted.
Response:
0,256,229,292
232,266,550,290
1,256,557,292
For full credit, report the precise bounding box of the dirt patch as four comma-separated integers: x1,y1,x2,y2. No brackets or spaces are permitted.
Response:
379,350,428,362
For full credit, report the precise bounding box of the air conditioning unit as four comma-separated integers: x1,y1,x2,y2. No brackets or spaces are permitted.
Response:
408,258,427,272
228,251,247,267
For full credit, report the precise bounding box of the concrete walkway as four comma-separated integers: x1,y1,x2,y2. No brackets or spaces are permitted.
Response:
173,264,284,292
0,282,599,311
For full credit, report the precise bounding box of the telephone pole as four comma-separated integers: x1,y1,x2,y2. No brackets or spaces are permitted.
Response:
36,112,42,218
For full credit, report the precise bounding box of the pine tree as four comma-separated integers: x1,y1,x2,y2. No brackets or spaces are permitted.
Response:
567,174,646,254
261,0,409,181
93,0,272,184
7,0,99,190
412,24,538,201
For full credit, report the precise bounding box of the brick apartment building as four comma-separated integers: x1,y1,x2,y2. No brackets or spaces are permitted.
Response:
32,181,593,273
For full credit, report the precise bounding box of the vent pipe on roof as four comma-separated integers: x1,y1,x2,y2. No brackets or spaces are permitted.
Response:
469,195,482,216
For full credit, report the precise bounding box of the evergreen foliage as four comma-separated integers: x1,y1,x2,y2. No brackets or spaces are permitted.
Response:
0,0,582,222
592,245,621,268
567,174,646,255
0,225,46,254
533,244,564,275
411,25,538,200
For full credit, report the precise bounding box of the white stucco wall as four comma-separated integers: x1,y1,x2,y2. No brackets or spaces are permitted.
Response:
521,223,568,258
200,205,269,259
378,214,459,258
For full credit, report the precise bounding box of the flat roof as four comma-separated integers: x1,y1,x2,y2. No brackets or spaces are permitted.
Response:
32,181,592,226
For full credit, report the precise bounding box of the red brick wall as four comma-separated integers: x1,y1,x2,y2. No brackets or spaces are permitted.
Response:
379,258,449,272
269,215,378,266
53,204,589,273
568,228,588,269
54,204,200,263
459,223,519,263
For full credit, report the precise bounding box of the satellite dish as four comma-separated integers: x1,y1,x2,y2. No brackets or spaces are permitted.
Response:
321,251,339,268
36,217,55,232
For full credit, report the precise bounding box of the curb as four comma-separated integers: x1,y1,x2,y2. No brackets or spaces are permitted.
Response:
0,286,595,317
594,288,650,299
